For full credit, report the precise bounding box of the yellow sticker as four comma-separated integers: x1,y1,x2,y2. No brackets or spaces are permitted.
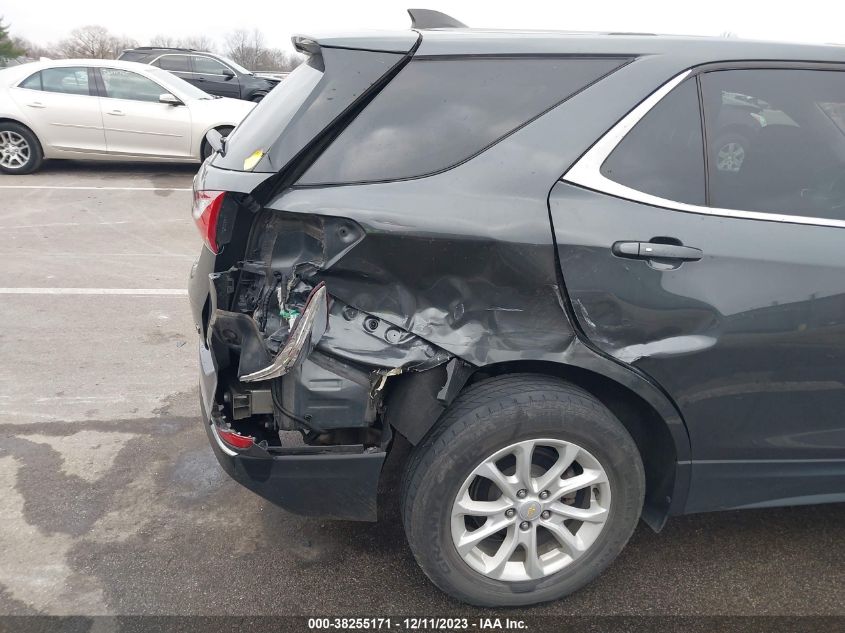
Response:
243,150,265,171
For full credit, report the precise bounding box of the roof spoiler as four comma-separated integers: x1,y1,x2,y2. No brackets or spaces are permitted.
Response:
407,8,467,29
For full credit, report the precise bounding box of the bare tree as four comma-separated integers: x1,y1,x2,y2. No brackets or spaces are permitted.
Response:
254,48,303,72
224,29,302,71
11,36,55,60
58,25,137,59
225,28,265,69
181,35,216,52
149,34,178,47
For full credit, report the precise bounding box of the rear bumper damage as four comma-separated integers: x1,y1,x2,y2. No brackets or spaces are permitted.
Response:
189,215,461,519
199,342,385,521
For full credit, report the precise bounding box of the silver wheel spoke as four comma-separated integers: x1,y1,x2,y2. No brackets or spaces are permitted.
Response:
456,517,513,556
519,527,544,579
484,525,519,578
512,441,535,492
547,501,608,523
454,493,512,517
475,461,519,501
551,467,606,498
543,520,588,559
534,443,579,492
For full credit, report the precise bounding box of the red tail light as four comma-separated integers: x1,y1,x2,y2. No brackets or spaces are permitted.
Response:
216,428,255,450
192,190,225,253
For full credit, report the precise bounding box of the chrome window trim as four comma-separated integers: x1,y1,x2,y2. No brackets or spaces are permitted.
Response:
562,69,845,230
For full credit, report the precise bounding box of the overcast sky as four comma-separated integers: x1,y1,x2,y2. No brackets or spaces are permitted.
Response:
4,1,845,52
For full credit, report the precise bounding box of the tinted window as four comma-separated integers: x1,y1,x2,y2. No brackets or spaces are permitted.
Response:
19,72,42,90
300,57,626,184
100,68,164,102
193,56,229,75
701,69,845,219
155,55,190,73
601,79,705,205
39,67,91,96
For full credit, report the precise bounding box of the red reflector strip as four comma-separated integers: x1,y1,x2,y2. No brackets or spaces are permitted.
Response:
216,428,255,450
192,190,225,253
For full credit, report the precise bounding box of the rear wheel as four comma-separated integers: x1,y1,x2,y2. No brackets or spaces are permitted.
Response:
250,92,268,103
402,374,644,606
0,123,43,174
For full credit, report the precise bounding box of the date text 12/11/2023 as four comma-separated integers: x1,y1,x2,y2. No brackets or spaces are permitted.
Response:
307,618,528,630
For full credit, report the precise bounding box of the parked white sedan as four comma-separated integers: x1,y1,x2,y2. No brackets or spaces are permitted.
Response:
0,59,255,174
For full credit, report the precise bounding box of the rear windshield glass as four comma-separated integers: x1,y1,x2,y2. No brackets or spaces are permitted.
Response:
214,49,404,173
213,57,323,170
299,57,627,185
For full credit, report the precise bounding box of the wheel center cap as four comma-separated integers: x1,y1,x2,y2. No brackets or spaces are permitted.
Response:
517,500,541,521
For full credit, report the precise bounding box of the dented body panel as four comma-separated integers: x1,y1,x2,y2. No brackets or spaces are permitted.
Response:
188,46,700,521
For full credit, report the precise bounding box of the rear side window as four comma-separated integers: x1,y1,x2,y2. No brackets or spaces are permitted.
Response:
19,72,42,90
300,57,627,185
155,55,191,73
600,79,705,205
35,67,91,96
701,69,845,219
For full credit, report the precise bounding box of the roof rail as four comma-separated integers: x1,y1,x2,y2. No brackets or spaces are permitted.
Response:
407,8,467,29
132,46,198,52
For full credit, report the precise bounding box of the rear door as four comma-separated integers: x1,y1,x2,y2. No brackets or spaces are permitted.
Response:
190,55,240,99
9,66,106,153
551,66,845,512
97,67,192,158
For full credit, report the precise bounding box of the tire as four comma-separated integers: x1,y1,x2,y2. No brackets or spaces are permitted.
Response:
0,122,43,175
201,126,234,161
402,374,644,607
250,92,267,103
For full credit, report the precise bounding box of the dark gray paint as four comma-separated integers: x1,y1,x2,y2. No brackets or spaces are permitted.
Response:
192,29,845,521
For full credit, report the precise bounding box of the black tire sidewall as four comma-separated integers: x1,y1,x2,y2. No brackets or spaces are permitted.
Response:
0,123,43,175
404,378,644,606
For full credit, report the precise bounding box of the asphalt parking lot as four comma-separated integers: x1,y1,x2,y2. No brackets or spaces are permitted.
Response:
0,161,843,618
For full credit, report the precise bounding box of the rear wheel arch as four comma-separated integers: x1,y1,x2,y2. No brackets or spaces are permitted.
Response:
386,358,689,530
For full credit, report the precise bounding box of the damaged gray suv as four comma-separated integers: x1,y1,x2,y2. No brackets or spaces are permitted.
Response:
189,9,845,606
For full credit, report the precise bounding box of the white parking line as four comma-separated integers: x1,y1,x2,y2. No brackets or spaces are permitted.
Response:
0,186,191,191
0,219,187,229
0,288,188,296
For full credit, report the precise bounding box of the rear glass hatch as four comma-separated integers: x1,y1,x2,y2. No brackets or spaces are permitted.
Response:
212,33,419,176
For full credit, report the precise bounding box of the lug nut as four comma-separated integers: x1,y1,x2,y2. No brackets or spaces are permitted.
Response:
541,510,551,520
539,490,550,500
516,489,527,499
505,508,516,518
519,521,530,531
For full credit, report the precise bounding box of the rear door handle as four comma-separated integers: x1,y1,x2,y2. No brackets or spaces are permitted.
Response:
26,102,45,109
612,241,703,262
106,110,125,116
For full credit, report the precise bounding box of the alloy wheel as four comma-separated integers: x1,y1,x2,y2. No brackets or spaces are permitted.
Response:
0,131,31,170
716,141,746,173
450,438,611,582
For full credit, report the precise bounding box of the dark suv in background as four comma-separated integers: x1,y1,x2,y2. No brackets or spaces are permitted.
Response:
119,47,278,101
188,9,845,607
